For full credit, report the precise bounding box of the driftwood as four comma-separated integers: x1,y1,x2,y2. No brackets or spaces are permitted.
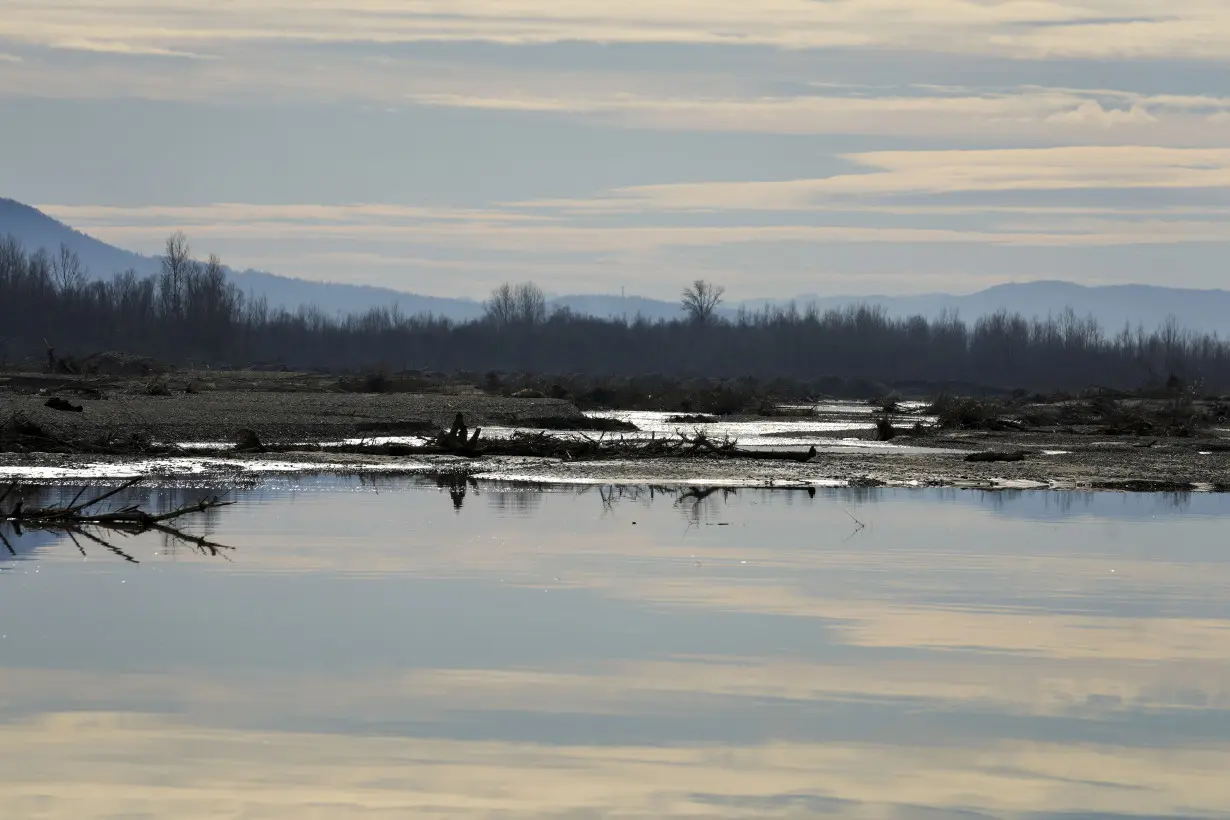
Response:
436,412,482,455
0,477,235,562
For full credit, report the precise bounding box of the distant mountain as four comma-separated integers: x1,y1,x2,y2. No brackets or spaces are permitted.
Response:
0,198,485,319
551,293,684,322
561,282,1230,336
750,282,1230,337
3,197,1228,334
227,268,484,321
0,197,163,279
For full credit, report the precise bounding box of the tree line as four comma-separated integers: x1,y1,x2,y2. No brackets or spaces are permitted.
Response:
1,233,1227,391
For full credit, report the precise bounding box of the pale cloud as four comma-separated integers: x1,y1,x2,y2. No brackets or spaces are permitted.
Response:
37,175,1230,295
1045,99,1158,125
553,146,1230,211
4,1,1230,61
5,50,1229,143
43,202,550,227
31,144,1230,297
401,82,1230,140
48,40,216,59
6,2,1227,297
4,3,1229,148
43,210,1230,255
406,87,1208,140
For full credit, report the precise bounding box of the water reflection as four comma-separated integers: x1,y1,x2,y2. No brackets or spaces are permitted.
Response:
2,477,1229,818
0,481,234,564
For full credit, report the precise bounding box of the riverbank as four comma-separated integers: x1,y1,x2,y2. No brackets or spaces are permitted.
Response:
1,436,1226,492
2,371,1227,491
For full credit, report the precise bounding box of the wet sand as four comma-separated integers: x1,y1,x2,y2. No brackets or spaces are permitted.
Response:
1,435,1227,492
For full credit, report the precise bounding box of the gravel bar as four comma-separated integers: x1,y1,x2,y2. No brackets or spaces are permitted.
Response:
0,390,582,444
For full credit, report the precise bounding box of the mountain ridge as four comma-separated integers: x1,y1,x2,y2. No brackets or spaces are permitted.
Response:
0,198,486,319
3,197,1227,334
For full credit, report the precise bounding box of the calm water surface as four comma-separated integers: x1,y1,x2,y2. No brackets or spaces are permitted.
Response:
2,477,1229,818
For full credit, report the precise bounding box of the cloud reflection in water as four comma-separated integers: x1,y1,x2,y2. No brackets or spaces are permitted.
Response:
2,478,1228,818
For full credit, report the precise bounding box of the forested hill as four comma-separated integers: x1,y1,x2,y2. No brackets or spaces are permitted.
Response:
4,197,1230,334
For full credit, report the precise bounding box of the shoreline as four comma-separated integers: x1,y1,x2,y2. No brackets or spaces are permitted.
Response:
0,447,1223,493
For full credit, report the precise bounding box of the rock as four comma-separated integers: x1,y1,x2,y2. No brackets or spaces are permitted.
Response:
512,388,546,398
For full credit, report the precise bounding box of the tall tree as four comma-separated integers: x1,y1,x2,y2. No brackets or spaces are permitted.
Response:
485,281,546,326
484,283,518,327
681,280,725,325
513,282,547,326
51,243,87,295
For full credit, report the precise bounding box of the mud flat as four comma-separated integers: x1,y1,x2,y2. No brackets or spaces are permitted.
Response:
2,372,1229,491
0,372,582,444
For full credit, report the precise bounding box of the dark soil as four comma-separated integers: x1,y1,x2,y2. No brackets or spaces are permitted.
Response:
3,370,1230,492
0,371,584,448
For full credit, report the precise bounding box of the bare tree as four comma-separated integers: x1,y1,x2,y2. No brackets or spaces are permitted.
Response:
513,282,547,326
51,243,88,295
9,232,1230,390
159,232,193,319
28,248,52,290
485,281,547,326
484,283,518,326
681,279,726,325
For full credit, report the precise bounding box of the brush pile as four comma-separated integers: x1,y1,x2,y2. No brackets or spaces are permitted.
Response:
293,413,818,462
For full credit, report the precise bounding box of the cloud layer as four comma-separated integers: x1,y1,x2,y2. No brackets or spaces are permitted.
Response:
5,1,1230,59
3,2,1228,296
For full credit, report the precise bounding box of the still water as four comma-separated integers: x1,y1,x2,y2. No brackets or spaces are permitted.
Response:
2,477,1229,818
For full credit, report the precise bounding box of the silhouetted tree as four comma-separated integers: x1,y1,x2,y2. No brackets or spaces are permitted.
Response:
158,231,192,320
514,282,547,326
485,281,546,327
3,233,1230,392
485,283,517,326
681,279,725,325
51,243,87,296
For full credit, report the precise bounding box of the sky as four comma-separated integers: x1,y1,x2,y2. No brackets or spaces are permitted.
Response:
1,1,1229,300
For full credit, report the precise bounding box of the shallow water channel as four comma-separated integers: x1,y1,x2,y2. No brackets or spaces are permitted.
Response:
2,477,1229,818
